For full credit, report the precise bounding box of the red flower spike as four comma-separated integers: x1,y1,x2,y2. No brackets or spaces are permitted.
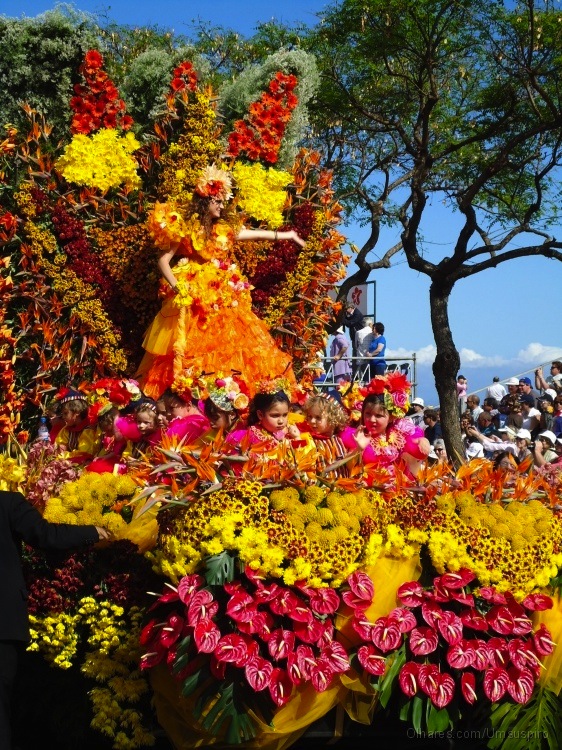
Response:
483,666,510,701
507,639,540,671
409,626,439,656
245,656,274,691
438,569,476,589
487,637,510,668
447,639,475,670
533,624,556,656
293,617,324,644
226,592,259,623
399,662,421,697
140,643,167,670
461,672,478,705
269,667,293,707
287,599,314,623
139,618,160,646
214,634,250,665
253,582,282,603
194,619,221,653
346,571,374,602
160,613,184,648
421,601,443,629
187,590,217,627
428,671,455,709
358,644,387,676
371,617,403,653
269,589,300,616
352,613,374,641
418,663,440,695
437,610,464,645
479,587,507,605
522,593,554,612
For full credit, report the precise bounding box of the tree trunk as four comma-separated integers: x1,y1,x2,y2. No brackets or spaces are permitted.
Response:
429,281,464,467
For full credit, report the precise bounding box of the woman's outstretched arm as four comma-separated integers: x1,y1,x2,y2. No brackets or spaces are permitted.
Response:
158,248,178,290
236,228,305,248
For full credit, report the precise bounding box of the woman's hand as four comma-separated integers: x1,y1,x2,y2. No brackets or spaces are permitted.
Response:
286,229,305,248
95,526,113,541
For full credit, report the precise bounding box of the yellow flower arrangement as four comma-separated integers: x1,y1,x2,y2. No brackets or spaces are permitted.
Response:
232,162,292,227
56,129,141,191
0,453,25,491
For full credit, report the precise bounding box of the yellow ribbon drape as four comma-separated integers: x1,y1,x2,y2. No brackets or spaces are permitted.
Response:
534,592,562,695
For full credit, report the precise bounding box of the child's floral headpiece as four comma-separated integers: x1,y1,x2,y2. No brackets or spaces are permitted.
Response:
55,386,88,405
205,374,250,412
194,164,233,202
336,380,363,423
360,372,411,418
172,368,207,403
87,378,142,422
255,376,294,399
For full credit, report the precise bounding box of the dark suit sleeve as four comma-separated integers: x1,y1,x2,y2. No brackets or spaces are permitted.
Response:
7,491,99,550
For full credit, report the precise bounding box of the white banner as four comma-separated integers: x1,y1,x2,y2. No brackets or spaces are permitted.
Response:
347,284,369,316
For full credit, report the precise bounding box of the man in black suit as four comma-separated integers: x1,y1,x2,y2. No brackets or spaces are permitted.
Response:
0,490,110,749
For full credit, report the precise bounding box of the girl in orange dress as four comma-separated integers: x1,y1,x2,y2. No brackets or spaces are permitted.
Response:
137,165,302,399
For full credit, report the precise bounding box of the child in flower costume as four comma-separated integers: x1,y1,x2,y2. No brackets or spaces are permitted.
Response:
340,374,430,481
137,165,301,399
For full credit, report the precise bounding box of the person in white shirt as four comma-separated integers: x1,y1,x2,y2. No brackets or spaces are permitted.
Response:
486,376,507,401
354,317,373,380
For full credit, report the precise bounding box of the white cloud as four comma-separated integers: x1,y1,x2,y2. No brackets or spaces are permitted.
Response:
514,343,562,364
387,345,436,366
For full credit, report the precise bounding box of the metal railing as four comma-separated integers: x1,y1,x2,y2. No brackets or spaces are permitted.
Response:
312,354,418,398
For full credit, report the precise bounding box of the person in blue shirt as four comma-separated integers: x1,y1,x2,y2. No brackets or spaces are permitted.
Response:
368,321,387,378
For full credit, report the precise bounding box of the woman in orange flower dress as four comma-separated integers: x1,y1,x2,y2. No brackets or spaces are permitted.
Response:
136,166,302,400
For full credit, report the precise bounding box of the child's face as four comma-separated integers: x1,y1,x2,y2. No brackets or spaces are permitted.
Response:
99,414,117,436
61,404,84,427
258,401,289,434
136,410,157,435
168,398,191,419
156,400,169,428
362,402,390,436
305,405,332,436
209,409,231,431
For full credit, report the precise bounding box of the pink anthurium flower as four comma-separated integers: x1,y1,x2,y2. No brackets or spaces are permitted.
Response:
214,634,250,665
269,667,293,706
293,617,324,645
487,606,515,635
317,620,335,649
439,569,476,589
269,589,300,616
461,671,477,704
253,581,282,603
388,607,417,633
479,587,507,605
427,670,455,709
396,581,424,608
409,626,439,656
487,637,509,668
507,639,540,671
187,589,216,627
352,613,374,641
437,610,463,645
417,663,440,695
521,593,554,612
160,613,184,648
533,623,556,656
287,651,304,685
296,644,316,680
309,587,340,615
346,570,375,603
194,619,221,653
321,641,350,674
483,666,510,701
245,656,273,692
507,666,535,704
468,639,490,671
449,590,475,607
287,599,314,623
139,618,160,646
371,617,403,652
226,592,258,623
421,601,443,629
268,629,296,661
311,657,335,692
399,661,420,697
177,574,204,603
459,609,488,632
447,639,474,669
357,643,387,676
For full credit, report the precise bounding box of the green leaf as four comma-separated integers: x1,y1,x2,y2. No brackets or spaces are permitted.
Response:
427,704,449,733
411,695,424,734
205,551,236,586
379,644,406,709
181,665,209,698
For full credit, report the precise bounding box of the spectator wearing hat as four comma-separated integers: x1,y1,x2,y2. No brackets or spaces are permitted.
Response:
406,397,425,427
519,393,541,435
533,430,559,467
518,376,540,406
514,428,534,464
330,327,352,381
499,377,521,415
535,361,562,393
465,441,484,460
486,376,507,402
433,438,448,464
465,424,524,462
537,392,556,433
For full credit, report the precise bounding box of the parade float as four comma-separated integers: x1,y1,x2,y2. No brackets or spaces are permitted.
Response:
1,49,562,750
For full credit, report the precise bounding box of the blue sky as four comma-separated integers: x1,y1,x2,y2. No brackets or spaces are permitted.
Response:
10,0,562,403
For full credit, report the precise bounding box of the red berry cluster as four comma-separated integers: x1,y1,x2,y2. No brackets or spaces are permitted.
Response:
227,72,299,164
69,49,133,135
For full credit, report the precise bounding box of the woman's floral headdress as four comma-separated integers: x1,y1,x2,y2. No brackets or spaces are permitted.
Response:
359,372,411,418
172,368,207,403
87,378,142,421
205,374,250,412
194,164,233,202
255,376,294,399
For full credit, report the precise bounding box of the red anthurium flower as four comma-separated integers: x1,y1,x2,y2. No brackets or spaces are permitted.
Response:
461,672,477,704
210,654,226,680
428,580,451,603
317,620,335,649
533,623,556,656
507,666,535,704
151,588,180,608
254,610,275,642
293,617,324,645
487,637,509,668
487,606,516,635
371,617,403,653
270,589,300,616
287,599,314,623
358,644,387,676
187,590,218,627
352,613,374,641
469,639,490,671
140,642,167,670
295,645,316,680
460,609,488,632
321,641,350,674
397,581,425,608
268,629,296,661
226,592,259,623
522,593,554,612
449,591,475,607
223,581,244,595
309,587,340,615
388,607,417,633
483,666,510,701
236,610,270,637
511,613,533,637
194,619,221,653
177,574,204,603
346,571,374,603
269,667,293,706
409,626,439,656
437,610,464,645
245,656,274,691
399,661,420,697
139,618,160,646
421,601,443,629
287,651,304,685
507,639,540,671
479,587,507,605
244,567,268,585
447,639,475,669
427,671,455,709
253,581,282,603
311,657,335,692
160,613,184,648
214,634,250,665
417,663,440,694
439,569,476,589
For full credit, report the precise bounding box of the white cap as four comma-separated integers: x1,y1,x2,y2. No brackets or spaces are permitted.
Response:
411,397,424,407
515,428,532,441
545,388,558,400
505,377,520,386
466,443,484,459
539,430,557,445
